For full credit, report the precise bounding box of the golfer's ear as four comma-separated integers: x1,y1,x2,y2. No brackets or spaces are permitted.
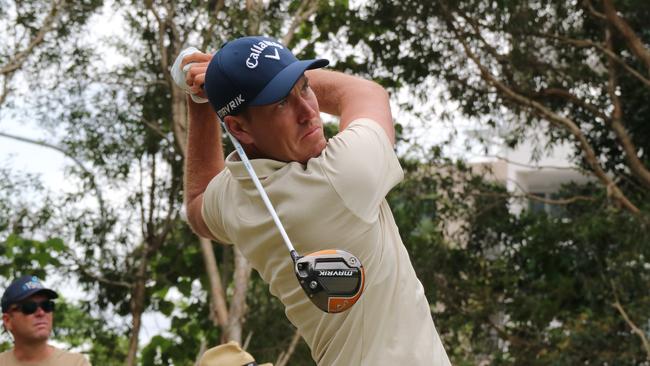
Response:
2,313,12,332
224,115,254,144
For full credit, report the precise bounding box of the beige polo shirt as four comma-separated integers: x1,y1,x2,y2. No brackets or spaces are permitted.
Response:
203,118,450,365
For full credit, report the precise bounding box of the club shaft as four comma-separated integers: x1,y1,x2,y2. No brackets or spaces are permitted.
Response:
219,120,297,256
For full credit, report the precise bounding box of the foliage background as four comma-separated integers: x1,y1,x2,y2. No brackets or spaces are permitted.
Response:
1,0,649,365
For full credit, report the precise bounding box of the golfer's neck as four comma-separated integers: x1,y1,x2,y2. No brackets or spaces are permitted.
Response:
238,144,268,161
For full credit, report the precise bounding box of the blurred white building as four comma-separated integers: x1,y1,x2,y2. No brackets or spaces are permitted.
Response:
470,128,593,215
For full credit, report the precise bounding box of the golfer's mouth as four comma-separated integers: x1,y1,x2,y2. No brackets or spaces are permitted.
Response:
302,126,321,140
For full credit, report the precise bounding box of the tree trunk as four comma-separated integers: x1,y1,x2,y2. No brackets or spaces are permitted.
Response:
199,237,230,332
171,88,188,156
225,246,252,343
276,329,302,366
126,251,148,366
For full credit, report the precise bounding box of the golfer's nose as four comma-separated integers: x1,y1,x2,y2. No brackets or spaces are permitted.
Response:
296,96,317,124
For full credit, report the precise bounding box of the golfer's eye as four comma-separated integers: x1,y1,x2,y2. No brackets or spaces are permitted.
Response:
301,79,311,94
276,98,288,108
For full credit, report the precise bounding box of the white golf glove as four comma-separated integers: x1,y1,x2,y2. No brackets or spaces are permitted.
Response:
171,46,209,104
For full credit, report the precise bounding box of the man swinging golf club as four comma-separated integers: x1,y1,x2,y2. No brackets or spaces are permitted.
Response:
174,36,450,365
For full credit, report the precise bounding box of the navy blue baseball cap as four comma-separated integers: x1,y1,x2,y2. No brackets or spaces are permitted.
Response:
204,36,329,119
1,275,58,313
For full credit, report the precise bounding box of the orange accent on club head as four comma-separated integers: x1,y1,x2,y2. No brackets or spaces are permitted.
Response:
307,249,338,256
327,267,365,313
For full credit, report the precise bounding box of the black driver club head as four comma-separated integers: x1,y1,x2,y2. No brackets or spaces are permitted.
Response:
294,249,365,313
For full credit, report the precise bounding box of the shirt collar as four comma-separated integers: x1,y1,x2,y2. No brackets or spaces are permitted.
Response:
225,151,288,180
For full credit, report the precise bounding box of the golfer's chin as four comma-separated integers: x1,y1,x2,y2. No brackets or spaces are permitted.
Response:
298,139,327,164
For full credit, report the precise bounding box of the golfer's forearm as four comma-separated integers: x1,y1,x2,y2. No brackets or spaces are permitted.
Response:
307,69,394,143
184,98,224,236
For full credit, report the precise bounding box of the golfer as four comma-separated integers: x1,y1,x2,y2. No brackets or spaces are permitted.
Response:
175,36,450,365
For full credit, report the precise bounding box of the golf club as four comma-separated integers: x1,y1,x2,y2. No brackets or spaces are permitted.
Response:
219,118,365,313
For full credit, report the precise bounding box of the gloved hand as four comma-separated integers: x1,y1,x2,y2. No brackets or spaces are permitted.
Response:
171,46,209,104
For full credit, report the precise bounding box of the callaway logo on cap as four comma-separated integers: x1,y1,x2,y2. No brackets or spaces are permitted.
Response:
204,36,329,119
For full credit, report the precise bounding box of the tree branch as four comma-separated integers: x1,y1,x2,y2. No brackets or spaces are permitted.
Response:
602,0,650,74
246,0,264,35
138,158,147,239
147,155,157,242
612,301,650,359
225,246,252,343
167,6,182,54
0,0,64,75
202,0,226,51
610,280,650,360
582,0,606,20
275,329,302,366
126,250,149,366
159,168,181,250
0,131,107,220
533,32,650,88
486,154,590,172
456,11,520,88
475,190,596,206
536,88,609,121
194,338,208,366
142,118,171,145
143,1,172,98
77,271,132,289
444,10,641,215
482,310,537,349
0,73,11,106
147,210,179,256
199,237,230,332
242,331,253,350
282,0,320,46
71,254,133,289
604,27,650,190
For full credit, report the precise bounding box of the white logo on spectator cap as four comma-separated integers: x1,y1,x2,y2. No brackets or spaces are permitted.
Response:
22,277,43,291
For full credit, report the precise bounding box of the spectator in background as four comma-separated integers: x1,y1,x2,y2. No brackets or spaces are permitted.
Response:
1,275,90,366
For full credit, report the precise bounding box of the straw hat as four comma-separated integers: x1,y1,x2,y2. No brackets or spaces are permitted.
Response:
199,341,273,366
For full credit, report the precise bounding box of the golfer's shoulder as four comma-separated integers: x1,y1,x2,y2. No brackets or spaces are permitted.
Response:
314,117,401,186
342,117,392,142
206,165,233,191
323,117,396,160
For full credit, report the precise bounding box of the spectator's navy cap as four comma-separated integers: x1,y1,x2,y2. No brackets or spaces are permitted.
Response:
1,275,58,313
204,36,329,119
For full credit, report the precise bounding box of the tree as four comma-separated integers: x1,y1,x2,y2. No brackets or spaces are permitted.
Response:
342,0,649,216
0,0,103,110
338,0,650,363
45,0,351,364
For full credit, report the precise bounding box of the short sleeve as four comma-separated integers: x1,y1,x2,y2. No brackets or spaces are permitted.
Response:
79,354,92,366
316,118,403,222
201,174,233,244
